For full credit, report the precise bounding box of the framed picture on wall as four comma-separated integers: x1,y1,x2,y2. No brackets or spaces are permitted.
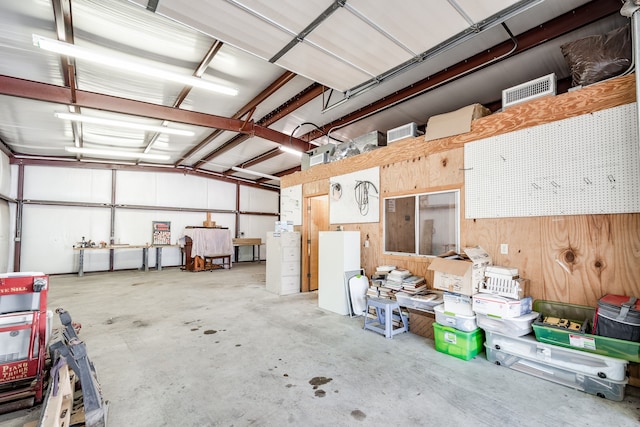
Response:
152,221,171,245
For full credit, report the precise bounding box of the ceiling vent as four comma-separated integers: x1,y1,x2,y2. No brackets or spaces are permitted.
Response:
387,122,420,144
502,73,556,109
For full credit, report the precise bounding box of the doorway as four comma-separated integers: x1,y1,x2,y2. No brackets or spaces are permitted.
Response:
304,195,328,292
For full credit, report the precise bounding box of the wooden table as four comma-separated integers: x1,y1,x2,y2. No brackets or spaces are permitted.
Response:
73,244,176,277
232,238,262,263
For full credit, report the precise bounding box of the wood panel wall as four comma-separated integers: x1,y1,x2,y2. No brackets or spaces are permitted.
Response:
282,74,640,306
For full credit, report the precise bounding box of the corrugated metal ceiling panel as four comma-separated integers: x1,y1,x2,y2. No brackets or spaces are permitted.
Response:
0,2,60,85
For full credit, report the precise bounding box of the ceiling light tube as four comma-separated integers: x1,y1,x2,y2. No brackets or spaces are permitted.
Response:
34,34,238,96
230,166,280,181
279,145,303,157
55,112,195,136
65,146,170,160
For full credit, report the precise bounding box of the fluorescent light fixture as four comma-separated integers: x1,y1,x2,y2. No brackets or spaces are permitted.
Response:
279,145,303,157
231,166,280,181
55,112,195,136
33,34,238,96
65,146,170,161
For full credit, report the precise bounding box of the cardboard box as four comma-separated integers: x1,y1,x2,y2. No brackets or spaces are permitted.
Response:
428,246,492,296
424,103,491,141
443,292,474,316
408,308,436,340
472,294,533,318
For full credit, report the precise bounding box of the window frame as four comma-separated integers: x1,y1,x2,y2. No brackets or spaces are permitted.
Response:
383,189,460,257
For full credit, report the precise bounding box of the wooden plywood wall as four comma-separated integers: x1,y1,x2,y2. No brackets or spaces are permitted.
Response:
282,74,640,306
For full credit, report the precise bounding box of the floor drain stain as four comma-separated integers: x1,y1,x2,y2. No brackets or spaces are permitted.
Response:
351,410,366,421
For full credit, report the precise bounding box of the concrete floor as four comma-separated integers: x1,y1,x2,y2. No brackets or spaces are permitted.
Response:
1,263,639,427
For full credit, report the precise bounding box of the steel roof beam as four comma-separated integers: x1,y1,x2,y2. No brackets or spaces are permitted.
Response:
0,75,305,147
175,70,297,167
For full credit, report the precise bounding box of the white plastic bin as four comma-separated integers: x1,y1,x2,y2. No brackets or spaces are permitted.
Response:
434,304,477,332
395,291,443,312
476,311,538,337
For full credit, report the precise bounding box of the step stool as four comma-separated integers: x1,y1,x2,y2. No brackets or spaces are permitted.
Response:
363,297,408,339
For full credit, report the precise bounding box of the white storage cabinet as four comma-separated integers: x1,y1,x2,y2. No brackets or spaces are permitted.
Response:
318,231,361,315
266,232,301,295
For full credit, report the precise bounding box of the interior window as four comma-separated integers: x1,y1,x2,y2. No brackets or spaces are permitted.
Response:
384,190,459,256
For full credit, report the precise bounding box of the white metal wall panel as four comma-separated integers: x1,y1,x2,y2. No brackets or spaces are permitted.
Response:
239,185,278,213
465,103,640,218
0,200,10,272
23,166,112,203
115,170,236,210
10,165,18,200
237,214,274,261
20,205,111,274
0,152,10,198
113,210,236,269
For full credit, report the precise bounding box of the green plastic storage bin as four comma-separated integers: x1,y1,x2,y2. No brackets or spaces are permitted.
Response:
433,322,484,360
532,300,640,363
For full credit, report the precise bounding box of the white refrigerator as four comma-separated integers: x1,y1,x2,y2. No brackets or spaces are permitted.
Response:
318,231,361,315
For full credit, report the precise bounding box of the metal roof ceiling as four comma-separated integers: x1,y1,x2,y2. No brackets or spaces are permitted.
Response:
0,0,629,189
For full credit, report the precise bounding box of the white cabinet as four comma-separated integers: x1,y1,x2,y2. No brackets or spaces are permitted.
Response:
318,231,361,315
266,232,301,295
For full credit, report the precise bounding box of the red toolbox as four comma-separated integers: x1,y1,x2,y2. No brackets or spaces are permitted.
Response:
594,294,640,342
0,273,49,410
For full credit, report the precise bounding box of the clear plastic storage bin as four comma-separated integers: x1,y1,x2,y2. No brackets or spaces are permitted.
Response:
485,345,628,401
476,311,538,337
395,291,443,312
434,304,477,332
485,330,627,381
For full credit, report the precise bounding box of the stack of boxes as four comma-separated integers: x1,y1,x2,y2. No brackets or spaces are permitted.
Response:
472,265,535,336
428,246,491,360
421,246,637,400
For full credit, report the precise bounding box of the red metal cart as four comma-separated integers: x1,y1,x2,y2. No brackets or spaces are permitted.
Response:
0,273,49,413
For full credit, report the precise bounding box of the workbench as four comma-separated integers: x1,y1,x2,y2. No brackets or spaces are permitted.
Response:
73,244,175,277
232,238,262,263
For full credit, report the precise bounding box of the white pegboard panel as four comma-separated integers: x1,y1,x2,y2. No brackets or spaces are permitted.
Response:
465,103,640,218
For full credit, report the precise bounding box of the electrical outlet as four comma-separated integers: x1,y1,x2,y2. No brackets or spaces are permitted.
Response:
500,243,508,255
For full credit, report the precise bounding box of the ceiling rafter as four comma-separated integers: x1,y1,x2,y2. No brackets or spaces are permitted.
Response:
51,0,83,155
141,39,225,160
175,70,297,167
298,0,622,142
0,75,306,147
194,82,325,171
237,148,283,169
